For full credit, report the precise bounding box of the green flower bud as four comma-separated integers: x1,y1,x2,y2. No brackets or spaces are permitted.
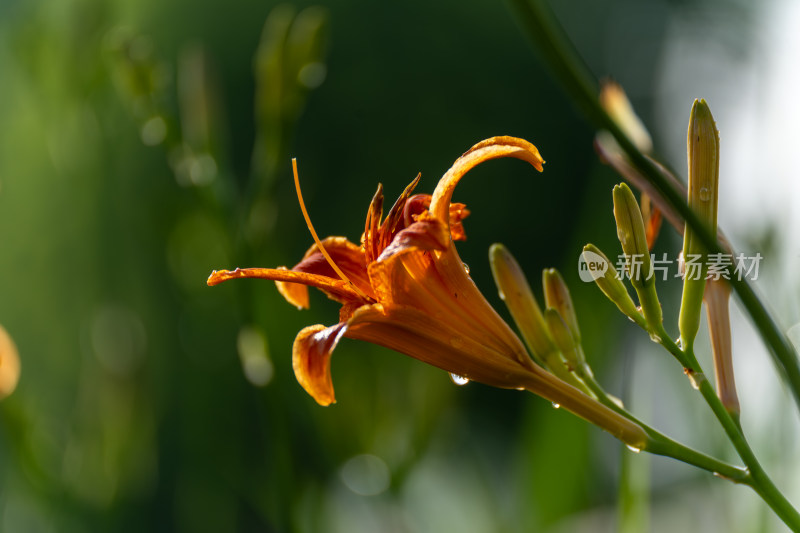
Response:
612,183,662,329
542,268,581,344
544,308,584,372
582,244,646,329
489,243,555,365
679,99,720,351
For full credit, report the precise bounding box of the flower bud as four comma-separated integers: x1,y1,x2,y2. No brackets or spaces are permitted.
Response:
599,79,653,154
542,268,580,344
612,183,662,329
582,244,646,329
489,244,555,365
544,308,584,371
489,245,587,390
679,99,720,350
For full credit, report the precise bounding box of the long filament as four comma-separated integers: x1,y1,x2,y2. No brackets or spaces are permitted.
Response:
292,158,370,301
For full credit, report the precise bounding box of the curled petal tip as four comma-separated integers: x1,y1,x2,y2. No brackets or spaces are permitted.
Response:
293,323,346,406
207,269,228,286
430,136,545,224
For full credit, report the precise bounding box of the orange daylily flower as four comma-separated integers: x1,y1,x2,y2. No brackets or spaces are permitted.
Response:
208,136,650,448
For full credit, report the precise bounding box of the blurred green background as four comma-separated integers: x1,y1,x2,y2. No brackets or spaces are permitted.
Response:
1,0,794,531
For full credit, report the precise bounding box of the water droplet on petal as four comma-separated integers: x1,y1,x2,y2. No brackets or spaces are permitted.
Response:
450,373,469,386
699,187,711,201
626,445,641,453
462,262,470,275
552,402,561,409
449,336,465,349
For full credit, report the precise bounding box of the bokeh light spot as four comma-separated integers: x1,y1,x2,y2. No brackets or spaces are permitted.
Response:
340,454,391,496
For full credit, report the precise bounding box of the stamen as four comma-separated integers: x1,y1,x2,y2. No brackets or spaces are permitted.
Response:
292,159,371,301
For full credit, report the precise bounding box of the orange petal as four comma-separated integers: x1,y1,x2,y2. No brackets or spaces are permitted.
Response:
345,304,534,389
447,203,470,241
293,323,347,406
403,194,470,242
375,213,450,262
207,267,362,305
275,267,309,309
378,174,422,253
364,185,384,265
429,136,544,226
640,193,663,251
369,244,532,369
292,237,374,300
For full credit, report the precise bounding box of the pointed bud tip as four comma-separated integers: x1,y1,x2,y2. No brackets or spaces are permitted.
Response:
691,98,712,118
489,242,506,258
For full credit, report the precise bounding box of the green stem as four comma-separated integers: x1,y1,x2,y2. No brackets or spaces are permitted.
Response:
659,336,800,530
580,339,800,529
508,0,800,415
694,371,800,530
576,366,747,483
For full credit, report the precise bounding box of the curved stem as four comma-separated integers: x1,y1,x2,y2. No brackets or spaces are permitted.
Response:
580,330,800,528
694,370,800,530
508,0,800,415
575,366,747,483
661,335,800,530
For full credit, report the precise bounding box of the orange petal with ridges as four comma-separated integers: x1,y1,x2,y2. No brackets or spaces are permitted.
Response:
345,304,534,389
292,237,374,300
430,136,544,226
369,244,531,369
207,267,362,305
293,323,347,406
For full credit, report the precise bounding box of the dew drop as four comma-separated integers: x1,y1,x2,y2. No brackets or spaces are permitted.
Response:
626,445,641,453
450,373,469,386
498,290,506,301
711,472,733,482
462,262,470,275
552,402,561,409
699,187,711,201
608,394,625,409
449,336,465,349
